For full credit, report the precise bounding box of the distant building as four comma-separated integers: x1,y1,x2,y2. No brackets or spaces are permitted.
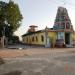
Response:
22,7,75,48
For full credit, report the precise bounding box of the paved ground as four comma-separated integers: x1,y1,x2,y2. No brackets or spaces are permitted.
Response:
0,48,75,75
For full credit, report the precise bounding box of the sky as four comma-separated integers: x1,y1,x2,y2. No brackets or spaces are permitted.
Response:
1,0,75,40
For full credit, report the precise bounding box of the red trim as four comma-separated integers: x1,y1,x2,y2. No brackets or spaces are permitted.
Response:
47,29,74,32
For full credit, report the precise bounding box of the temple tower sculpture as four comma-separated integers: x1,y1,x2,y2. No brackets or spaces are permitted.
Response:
53,7,73,47
53,7,73,30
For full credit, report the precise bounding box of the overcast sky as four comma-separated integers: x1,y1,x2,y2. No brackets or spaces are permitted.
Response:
1,0,75,39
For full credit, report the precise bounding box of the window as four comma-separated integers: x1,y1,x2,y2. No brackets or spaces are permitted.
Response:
32,37,34,42
36,36,38,42
41,35,44,42
26,37,28,42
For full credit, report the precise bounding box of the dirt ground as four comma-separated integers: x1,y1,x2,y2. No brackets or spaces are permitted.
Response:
0,48,75,58
0,48,75,75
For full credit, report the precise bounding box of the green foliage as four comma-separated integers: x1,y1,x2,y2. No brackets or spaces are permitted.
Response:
6,0,23,31
0,1,7,25
0,0,23,36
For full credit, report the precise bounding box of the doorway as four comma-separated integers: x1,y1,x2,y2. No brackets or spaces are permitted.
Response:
65,33,70,44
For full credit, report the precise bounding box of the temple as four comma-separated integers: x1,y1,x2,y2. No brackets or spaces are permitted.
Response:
22,7,75,48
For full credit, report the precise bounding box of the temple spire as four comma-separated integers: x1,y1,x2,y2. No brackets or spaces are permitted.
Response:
53,7,73,30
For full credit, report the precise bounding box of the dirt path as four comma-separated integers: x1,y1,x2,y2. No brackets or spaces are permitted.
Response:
0,48,75,58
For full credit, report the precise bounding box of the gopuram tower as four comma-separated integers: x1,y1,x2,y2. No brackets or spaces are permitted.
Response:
53,7,73,30
53,7,74,47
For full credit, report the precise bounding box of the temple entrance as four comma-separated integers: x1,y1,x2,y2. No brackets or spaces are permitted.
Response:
65,33,70,45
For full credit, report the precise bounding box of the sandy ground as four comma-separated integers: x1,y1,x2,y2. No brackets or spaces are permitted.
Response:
0,48,75,58
0,48,75,75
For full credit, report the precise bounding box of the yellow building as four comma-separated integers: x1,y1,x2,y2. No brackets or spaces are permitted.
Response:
22,28,57,47
22,7,75,48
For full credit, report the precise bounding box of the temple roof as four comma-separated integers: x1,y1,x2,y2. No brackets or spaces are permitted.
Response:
53,6,73,30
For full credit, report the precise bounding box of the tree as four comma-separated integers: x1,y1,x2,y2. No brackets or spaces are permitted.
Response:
0,0,23,35
0,1,7,37
12,36,19,43
6,0,23,31
0,0,23,46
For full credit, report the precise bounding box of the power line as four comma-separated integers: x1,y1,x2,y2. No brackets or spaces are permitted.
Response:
48,0,75,7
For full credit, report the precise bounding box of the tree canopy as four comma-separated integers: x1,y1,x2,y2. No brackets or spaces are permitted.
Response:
6,0,23,31
0,0,23,37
